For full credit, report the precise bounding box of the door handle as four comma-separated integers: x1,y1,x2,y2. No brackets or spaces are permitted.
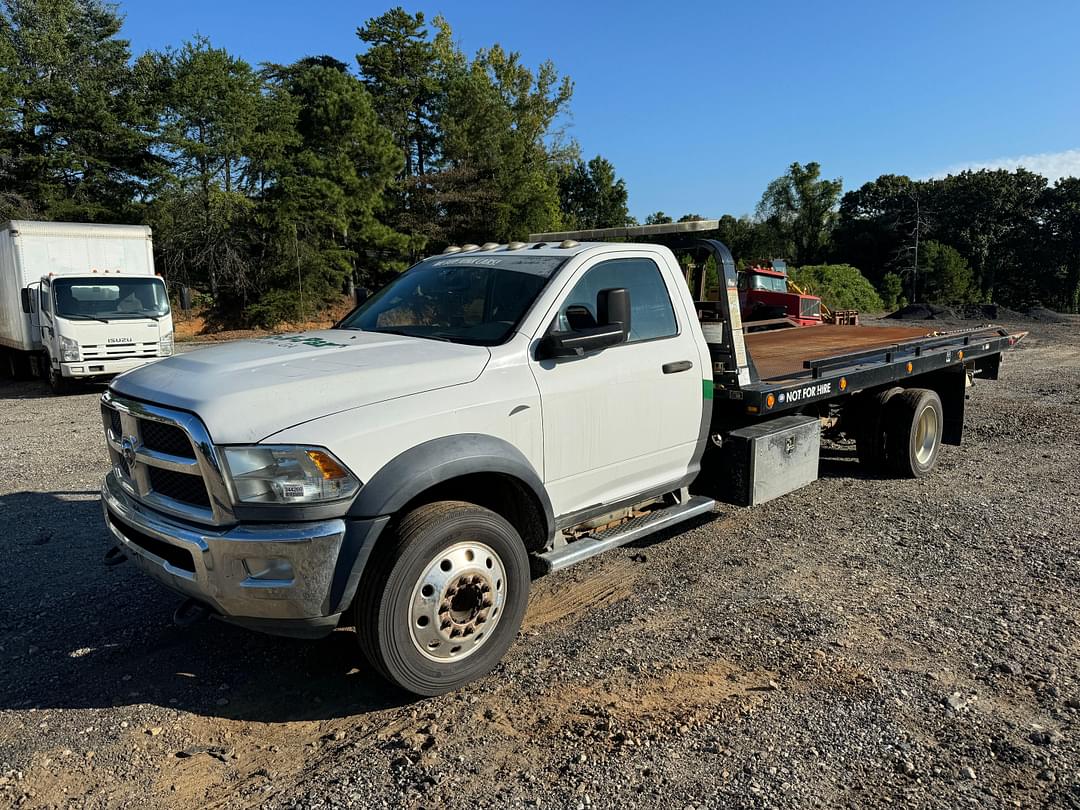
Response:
662,360,693,374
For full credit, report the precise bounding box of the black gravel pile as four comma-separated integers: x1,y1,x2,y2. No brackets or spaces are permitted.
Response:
1026,306,1069,323
887,303,959,320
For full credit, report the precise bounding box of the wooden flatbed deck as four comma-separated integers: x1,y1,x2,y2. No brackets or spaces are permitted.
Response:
744,324,938,381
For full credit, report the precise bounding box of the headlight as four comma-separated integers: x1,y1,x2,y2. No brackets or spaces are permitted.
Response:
159,332,174,356
59,336,80,362
221,445,360,505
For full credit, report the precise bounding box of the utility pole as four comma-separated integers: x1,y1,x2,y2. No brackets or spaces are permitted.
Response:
912,193,920,303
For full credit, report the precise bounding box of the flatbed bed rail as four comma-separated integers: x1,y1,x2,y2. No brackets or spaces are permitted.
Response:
725,327,1025,417
672,237,1027,419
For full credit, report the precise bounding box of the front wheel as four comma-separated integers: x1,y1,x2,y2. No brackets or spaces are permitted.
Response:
355,501,530,696
48,361,71,395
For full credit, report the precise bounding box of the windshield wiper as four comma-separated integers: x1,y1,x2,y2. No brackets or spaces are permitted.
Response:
63,314,111,323
369,328,454,342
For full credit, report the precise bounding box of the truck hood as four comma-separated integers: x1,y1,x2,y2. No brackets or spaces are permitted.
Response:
110,329,490,443
60,317,167,345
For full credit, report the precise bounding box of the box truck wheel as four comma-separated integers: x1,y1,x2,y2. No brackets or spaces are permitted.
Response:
885,388,943,478
855,386,903,471
355,500,530,696
47,359,71,395
5,350,32,381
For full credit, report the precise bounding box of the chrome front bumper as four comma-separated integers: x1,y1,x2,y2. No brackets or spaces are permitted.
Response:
63,357,160,378
101,471,347,628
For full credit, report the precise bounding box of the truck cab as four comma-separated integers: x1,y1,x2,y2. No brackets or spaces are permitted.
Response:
738,259,822,326
27,272,173,392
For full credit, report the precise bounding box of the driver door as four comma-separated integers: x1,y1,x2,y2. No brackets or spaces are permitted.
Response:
529,253,704,519
28,281,45,348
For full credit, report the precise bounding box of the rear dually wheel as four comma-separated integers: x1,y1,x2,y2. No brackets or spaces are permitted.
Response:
885,388,944,478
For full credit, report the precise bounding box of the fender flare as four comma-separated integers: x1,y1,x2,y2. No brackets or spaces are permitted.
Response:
348,433,553,528
329,435,553,615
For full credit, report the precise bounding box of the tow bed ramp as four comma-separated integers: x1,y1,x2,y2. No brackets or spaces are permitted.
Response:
678,239,1026,416
733,324,1025,417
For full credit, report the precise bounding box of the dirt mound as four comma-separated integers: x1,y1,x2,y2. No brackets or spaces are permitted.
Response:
955,303,1027,321
1025,306,1068,322
886,303,958,320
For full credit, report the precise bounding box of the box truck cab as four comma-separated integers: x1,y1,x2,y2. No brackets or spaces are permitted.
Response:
0,221,174,394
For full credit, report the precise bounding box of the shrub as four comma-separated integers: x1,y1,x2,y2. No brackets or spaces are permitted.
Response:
790,264,885,312
879,272,903,311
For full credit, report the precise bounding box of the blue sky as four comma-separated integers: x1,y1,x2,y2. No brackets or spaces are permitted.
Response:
118,0,1080,221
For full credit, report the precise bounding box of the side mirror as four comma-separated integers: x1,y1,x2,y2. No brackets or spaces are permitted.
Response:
354,286,370,307
537,287,632,359
20,288,30,314
597,287,631,340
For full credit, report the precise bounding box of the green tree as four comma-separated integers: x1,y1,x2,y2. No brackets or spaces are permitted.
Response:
933,169,1045,301
789,264,884,312
558,154,631,229
713,214,789,266
142,37,267,297
757,162,843,265
879,272,903,311
247,58,408,325
1043,177,1080,312
835,174,926,287
356,7,439,179
437,34,573,244
0,0,158,220
645,211,672,225
915,240,976,304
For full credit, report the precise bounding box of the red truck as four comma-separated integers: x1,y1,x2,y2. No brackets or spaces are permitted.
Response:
738,260,824,327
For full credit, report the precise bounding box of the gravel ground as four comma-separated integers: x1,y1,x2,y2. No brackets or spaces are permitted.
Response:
0,318,1077,809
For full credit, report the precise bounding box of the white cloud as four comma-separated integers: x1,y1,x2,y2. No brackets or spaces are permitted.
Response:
926,148,1080,182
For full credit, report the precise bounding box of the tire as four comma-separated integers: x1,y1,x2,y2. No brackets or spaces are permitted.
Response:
884,388,944,478
355,501,530,696
855,386,903,472
48,360,71,395
6,350,32,381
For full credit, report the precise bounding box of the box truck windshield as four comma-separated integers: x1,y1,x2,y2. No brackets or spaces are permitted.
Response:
53,277,170,321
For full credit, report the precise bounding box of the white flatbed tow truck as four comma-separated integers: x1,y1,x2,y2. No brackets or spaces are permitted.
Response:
98,221,1023,694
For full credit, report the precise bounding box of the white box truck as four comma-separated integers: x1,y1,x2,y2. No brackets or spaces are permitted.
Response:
0,220,175,393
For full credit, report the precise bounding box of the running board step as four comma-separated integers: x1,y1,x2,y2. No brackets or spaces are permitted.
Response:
537,495,715,573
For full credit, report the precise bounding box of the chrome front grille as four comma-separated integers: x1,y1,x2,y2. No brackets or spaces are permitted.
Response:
101,391,234,526
83,342,159,361
800,297,821,319
140,420,195,459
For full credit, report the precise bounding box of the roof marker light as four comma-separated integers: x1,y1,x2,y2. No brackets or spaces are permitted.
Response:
506,241,526,250
443,245,462,254
460,244,480,252
560,239,580,249
481,242,499,250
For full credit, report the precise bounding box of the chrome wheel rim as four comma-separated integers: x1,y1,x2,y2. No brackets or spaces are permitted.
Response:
409,541,506,662
914,406,939,464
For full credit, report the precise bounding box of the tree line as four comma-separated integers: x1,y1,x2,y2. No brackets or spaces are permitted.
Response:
2,1,1077,325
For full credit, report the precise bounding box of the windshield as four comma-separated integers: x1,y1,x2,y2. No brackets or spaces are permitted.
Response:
750,274,788,293
53,277,170,320
337,254,567,345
